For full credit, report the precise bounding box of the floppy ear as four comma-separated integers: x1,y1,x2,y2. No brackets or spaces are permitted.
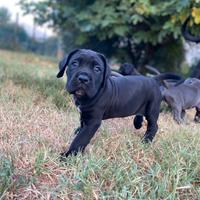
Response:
57,49,80,78
98,53,111,85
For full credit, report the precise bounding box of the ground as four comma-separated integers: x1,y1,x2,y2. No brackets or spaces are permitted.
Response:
0,49,199,199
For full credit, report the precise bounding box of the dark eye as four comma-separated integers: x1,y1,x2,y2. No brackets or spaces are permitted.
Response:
94,65,101,73
71,61,79,68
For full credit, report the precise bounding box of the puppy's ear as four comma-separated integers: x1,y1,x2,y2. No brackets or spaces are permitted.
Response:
57,49,80,78
98,53,111,84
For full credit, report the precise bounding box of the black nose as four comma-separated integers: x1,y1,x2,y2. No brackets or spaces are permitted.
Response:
78,74,89,84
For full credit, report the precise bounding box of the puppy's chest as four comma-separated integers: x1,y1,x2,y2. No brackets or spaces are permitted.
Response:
77,106,82,113
76,105,98,119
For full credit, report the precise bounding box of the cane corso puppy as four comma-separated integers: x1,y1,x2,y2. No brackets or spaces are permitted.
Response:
162,78,200,124
118,63,140,75
119,63,161,76
57,49,180,157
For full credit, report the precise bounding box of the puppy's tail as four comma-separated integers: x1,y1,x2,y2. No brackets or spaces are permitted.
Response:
145,65,160,75
134,115,143,129
154,73,183,89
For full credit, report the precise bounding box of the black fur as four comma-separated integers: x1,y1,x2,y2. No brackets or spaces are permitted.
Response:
57,49,181,157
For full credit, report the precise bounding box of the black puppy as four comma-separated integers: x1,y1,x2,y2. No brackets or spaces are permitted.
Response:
119,63,161,76
118,63,140,75
57,49,179,157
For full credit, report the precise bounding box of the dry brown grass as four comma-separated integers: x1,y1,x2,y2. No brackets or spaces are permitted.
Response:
0,50,200,199
1,80,199,199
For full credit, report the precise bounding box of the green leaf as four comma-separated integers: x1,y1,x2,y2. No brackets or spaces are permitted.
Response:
75,34,88,45
113,25,128,36
131,14,144,25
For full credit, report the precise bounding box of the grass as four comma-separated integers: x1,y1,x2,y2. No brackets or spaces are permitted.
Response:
0,49,200,199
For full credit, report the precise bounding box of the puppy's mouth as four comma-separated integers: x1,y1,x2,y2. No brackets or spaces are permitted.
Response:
74,89,86,97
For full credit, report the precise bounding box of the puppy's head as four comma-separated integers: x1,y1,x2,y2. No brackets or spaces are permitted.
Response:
57,49,110,99
119,63,137,75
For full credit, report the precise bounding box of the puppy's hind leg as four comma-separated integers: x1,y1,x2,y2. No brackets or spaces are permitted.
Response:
181,110,186,119
172,106,183,124
133,115,143,129
142,104,160,143
142,117,158,143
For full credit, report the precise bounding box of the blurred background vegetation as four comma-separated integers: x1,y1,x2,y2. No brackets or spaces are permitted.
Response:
0,0,200,73
0,6,58,56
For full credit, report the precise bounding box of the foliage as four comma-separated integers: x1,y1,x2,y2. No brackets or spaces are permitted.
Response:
28,36,58,56
0,7,58,56
0,7,30,50
0,7,10,24
19,0,200,70
0,23,30,50
20,0,200,42
192,6,200,24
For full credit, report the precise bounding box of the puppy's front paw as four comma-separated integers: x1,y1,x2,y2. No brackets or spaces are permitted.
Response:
141,135,153,144
60,150,79,161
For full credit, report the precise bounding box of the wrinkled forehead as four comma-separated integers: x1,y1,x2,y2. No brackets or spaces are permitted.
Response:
70,50,104,65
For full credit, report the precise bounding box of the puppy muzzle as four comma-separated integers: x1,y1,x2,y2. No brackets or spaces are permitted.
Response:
67,72,93,98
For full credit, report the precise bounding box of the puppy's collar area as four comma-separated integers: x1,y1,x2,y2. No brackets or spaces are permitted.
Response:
73,80,108,111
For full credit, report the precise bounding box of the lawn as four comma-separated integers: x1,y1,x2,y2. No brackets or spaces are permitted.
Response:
0,49,199,199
